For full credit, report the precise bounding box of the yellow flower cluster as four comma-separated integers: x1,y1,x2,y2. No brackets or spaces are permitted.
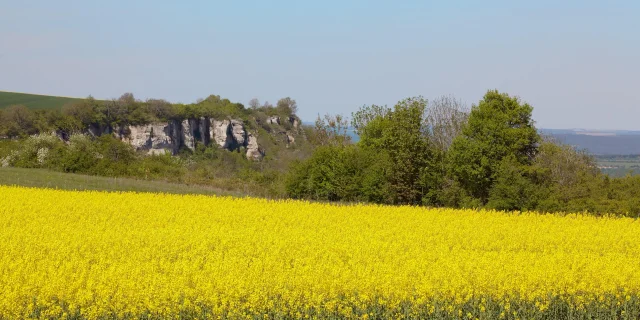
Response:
1,186,640,319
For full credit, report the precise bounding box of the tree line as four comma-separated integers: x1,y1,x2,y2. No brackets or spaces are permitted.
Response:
287,90,640,217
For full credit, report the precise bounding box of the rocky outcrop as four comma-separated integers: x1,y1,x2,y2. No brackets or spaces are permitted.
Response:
246,133,264,161
120,122,176,155
230,120,246,146
86,124,111,138
277,131,295,147
267,116,280,125
181,118,212,151
288,116,299,128
286,132,295,145
182,119,195,151
212,119,263,160
87,117,265,160
211,119,233,149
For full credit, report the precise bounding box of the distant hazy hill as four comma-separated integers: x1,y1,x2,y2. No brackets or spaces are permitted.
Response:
541,129,640,155
0,91,85,109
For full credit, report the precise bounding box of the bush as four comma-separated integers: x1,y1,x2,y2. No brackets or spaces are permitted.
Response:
8,133,64,168
286,145,391,203
132,154,185,180
53,134,99,173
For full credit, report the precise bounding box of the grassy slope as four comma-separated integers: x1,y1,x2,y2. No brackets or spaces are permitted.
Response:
0,91,85,109
0,167,241,196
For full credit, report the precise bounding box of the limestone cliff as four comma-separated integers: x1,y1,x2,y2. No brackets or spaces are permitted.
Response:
115,117,268,160
267,116,280,125
211,119,232,149
121,123,175,155
76,113,303,161
245,133,264,161
230,120,246,147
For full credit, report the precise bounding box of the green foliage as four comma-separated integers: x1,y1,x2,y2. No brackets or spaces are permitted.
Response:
5,133,64,168
447,90,540,203
276,97,298,115
486,155,546,211
293,97,433,205
54,134,100,173
0,105,38,137
287,89,640,217
62,96,101,127
286,145,390,203
383,97,432,204
178,95,247,120
351,104,391,149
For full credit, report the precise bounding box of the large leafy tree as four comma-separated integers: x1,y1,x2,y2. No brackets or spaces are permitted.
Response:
276,97,298,115
352,97,433,204
383,97,432,204
447,90,540,204
351,104,391,150
0,105,37,137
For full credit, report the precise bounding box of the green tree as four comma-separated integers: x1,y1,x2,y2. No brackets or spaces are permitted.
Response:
276,97,298,115
0,105,37,137
351,97,433,205
146,99,175,121
313,114,351,147
531,139,600,213
447,90,540,204
285,145,390,203
62,97,100,127
351,104,391,150
486,155,547,211
383,97,432,204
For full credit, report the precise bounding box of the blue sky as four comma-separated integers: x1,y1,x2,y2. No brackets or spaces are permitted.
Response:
1,0,638,129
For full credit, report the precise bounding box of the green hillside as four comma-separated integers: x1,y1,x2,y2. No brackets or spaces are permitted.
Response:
0,91,85,109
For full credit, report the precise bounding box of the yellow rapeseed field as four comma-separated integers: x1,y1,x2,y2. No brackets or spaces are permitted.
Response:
1,186,640,319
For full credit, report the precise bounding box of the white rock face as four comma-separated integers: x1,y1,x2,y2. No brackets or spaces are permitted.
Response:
111,117,263,159
246,133,264,161
288,116,299,128
230,120,246,146
123,123,174,155
278,131,295,146
182,120,196,151
267,116,280,125
211,119,232,148
286,132,295,145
